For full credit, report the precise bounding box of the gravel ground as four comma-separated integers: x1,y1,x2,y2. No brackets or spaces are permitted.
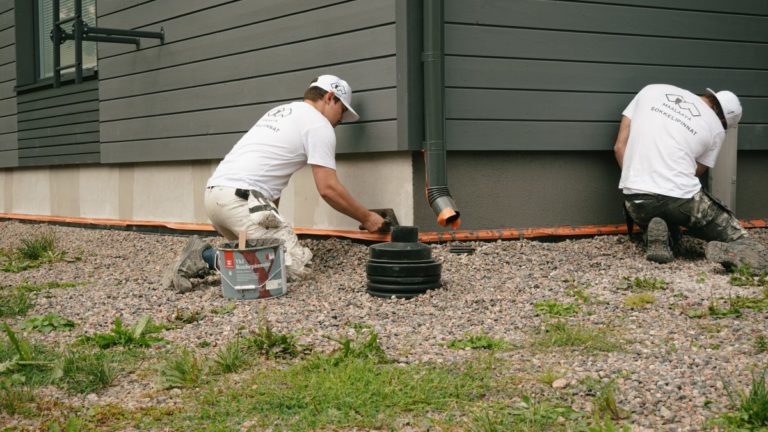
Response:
1,220,767,431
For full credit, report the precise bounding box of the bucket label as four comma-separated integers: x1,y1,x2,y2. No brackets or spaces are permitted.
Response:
217,243,287,300
223,250,235,269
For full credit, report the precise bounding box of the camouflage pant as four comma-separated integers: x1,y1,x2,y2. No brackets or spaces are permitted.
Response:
623,189,747,243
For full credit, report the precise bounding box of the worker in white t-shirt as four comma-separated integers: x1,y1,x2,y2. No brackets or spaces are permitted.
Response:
614,84,766,271
163,75,386,292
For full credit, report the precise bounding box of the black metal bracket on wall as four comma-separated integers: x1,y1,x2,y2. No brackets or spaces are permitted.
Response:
49,0,164,88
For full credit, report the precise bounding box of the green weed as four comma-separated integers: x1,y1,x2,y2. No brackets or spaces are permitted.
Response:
21,313,76,333
534,321,622,352
0,230,71,273
713,369,768,429
0,289,33,317
535,368,564,386
584,378,630,421
173,308,204,324
0,376,35,415
729,264,768,287
213,339,248,374
77,316,166,349
0,324,55,387
695,272,708,284
728,294,768,312
210,303,236,315
157,349,204,389
755,335,768,354
244,317,304,359
326,323,389,364
17,230,57,261
54,349,118,394
446,333,509,351
623,293,656,309
617,276,668,292
534,299,580,317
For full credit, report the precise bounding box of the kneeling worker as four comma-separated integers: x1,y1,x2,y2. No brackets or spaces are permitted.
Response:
614,83,767,270
163,75,386,292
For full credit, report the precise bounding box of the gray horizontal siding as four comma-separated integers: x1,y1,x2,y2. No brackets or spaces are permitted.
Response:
100,89,395,143
100,58,395,120
0,3,15,167
101,121,398,163
17,80,99,166
577,0,768,15
98,0,341,59
444,0,768,151
98,0,398,163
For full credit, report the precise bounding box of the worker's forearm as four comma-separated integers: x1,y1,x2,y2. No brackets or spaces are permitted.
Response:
320,184,369,223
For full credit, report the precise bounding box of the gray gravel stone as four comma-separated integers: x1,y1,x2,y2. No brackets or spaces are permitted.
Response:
0,220,766,430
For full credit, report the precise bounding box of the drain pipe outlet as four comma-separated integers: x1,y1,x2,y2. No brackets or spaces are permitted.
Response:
422,0,461,230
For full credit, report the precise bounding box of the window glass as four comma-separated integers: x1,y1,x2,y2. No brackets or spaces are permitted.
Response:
37,0,97,79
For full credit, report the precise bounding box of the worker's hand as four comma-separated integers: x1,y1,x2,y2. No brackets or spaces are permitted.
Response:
360,211,386,233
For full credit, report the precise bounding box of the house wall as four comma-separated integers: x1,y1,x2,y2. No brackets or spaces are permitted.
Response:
95,0,406,163
1,0,766,232
0,0,17,168
0,153,413,228
411,0,768,231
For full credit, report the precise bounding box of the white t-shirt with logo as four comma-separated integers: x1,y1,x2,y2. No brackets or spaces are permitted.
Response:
206,101,336,201
619,84,726,198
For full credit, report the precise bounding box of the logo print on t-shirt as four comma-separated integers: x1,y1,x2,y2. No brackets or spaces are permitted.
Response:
266,106,292,118
665,94,701,117
330,82,347,96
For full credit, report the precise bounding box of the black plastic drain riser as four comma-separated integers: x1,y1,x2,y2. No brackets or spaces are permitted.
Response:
366,280,442,293
366,261,442,277
367,274,441,284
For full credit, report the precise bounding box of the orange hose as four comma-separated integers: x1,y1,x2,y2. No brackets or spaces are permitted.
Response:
1,212,766,243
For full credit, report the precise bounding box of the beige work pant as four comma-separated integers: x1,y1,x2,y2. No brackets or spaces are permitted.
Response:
204,186,312,279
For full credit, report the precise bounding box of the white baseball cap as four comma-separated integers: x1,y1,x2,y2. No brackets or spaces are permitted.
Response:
309,75,360,122
706,88,742,129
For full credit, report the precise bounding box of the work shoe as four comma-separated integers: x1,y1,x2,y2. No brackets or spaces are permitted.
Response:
161,236,211,293
645,217,674,264
706,238,768,273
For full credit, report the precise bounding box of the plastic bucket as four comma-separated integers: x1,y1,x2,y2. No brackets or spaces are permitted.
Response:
217,238,287,300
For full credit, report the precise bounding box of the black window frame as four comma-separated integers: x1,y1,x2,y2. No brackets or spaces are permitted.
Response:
13,0,96,93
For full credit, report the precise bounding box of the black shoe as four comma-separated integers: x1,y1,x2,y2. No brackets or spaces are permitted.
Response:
646,218,674,264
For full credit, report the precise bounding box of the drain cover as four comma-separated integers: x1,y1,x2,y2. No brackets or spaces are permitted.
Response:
366,226,441,299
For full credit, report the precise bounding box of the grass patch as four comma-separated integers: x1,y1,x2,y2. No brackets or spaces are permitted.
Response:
0,289,34,318
729,264,768,287
446,333,510,351
0,281,81,318
623,293,656,309
157,349,205,389
534,321,622,352
617,276,668,292
189,355,492,430
534,299,580,317
212,339,248,374
755,335,768,354
467,396,584,431
210,302,236,315
0,230,78,273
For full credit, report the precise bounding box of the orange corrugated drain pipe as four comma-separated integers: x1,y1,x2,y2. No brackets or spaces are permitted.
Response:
2,213,766,243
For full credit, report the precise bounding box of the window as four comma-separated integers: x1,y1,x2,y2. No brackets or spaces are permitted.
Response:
36,0,97,79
